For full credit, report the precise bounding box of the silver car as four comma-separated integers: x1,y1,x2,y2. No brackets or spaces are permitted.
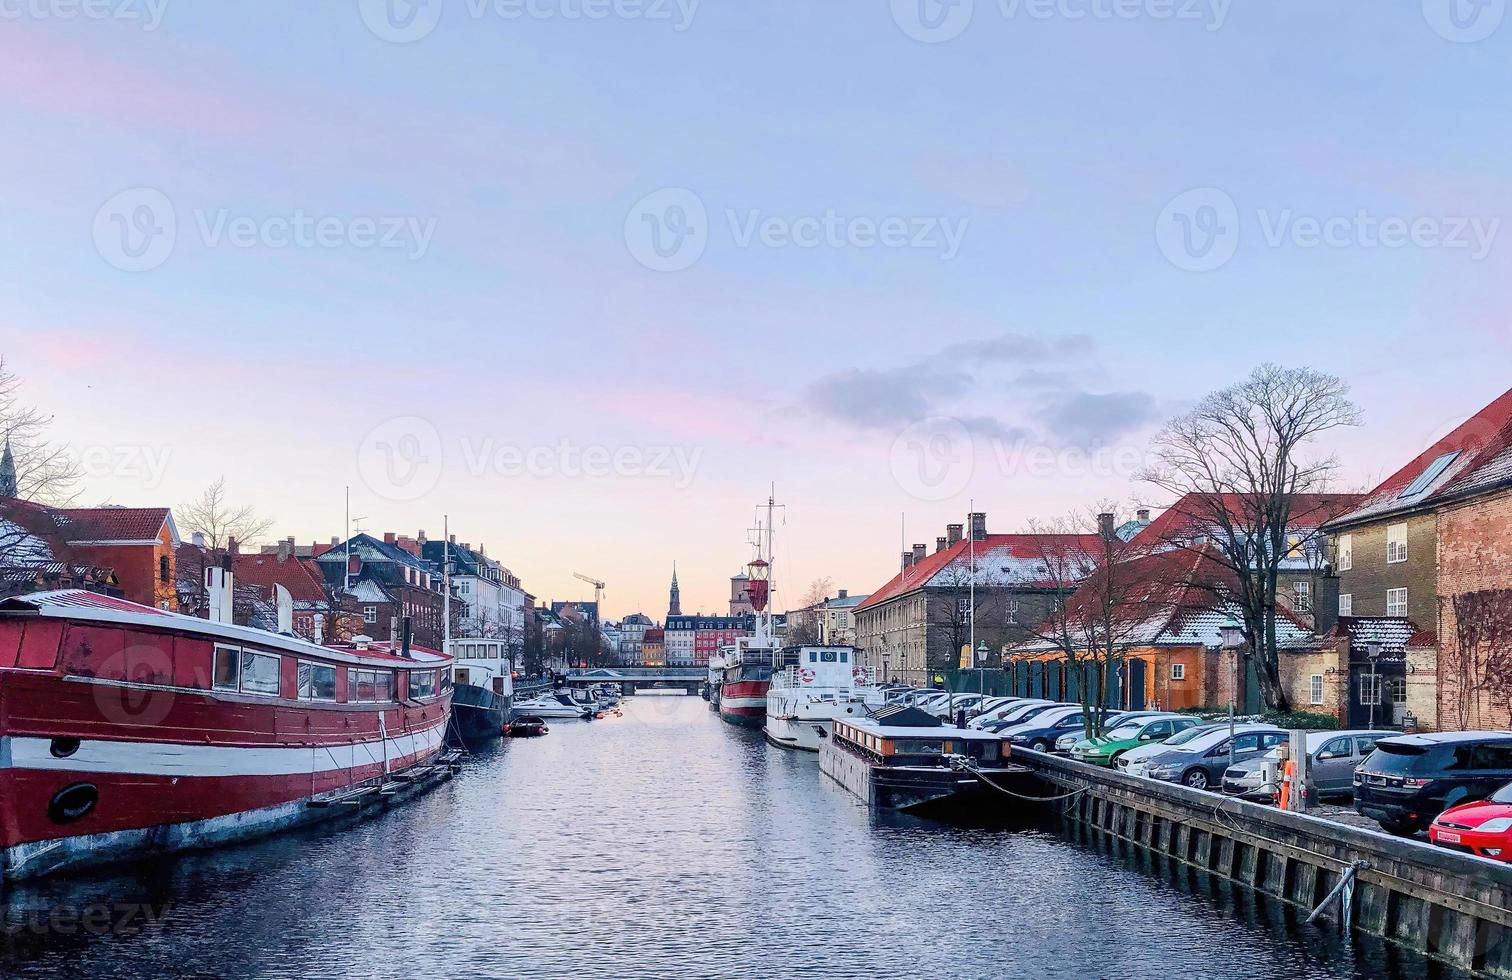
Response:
1221,730,1385,801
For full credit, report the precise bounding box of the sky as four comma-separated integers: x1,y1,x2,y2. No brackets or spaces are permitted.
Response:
2,1,1510,618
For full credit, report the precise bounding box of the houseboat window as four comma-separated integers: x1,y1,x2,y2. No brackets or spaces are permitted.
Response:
897,739,946,755
840,651,848,663
411,670,438,700
440,669,453,694
298,662,337,701
240,651,282,696
809,652,818,663
212,645,240,691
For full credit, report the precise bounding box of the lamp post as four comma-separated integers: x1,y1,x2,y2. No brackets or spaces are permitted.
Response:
1366,641,1382,731
977,640,989,695
1220,618,1245,771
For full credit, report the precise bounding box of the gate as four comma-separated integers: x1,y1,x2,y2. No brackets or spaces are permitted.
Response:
1123,659,1148,710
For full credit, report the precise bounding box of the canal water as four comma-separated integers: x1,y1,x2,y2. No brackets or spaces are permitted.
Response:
0,695,1470,979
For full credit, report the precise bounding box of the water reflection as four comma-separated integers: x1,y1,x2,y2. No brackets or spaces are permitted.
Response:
0,695,1468,979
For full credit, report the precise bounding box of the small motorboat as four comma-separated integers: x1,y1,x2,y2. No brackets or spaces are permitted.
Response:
514,693,595,720
506,716,549,738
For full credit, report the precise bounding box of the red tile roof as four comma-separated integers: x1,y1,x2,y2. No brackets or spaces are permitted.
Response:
52,507,173,544
1329,385,1512,529
856,533,1104,612
231,553,329,604
1135,492,1363,547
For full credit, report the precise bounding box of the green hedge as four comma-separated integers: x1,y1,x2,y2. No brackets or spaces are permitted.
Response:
1176,705,1340,731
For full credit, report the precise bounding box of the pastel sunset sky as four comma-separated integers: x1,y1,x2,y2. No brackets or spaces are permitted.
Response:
3,2,1509,616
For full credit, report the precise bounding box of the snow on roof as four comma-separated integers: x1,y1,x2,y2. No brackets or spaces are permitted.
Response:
857,534,1103,612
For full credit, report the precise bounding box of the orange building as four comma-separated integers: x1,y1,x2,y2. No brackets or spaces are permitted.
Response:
51,507,180,609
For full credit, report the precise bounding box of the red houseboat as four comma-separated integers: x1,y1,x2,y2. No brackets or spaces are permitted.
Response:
0,590,455,881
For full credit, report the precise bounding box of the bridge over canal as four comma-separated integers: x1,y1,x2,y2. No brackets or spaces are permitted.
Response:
563,667,706,695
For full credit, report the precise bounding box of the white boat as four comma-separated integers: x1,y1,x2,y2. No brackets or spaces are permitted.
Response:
515,693,595,720
765,645,878,752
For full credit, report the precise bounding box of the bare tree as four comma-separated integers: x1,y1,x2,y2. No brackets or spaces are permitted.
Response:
178,478,273,551
786,576,834,645
0,356,83,505
1444,588,1512,731
1016,509,1145,738
925,560,1004,676
1141,364,1361,711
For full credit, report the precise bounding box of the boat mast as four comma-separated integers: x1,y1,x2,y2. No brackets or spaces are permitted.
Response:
443,515,451,650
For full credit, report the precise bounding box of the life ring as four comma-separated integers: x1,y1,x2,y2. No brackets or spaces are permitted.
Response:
799,668,816,684
852,666,868,684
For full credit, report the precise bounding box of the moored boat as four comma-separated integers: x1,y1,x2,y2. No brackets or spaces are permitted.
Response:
819,705,1029,812
446,636,514,742
765,645,875,751
0,589,455,881
505,716,548,737
514,692,595,719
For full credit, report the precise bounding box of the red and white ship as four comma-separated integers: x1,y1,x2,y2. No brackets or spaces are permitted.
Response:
0,588,455,881
718,493,783,730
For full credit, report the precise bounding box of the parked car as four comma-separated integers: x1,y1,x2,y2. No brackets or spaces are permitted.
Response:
1221,730,1384,801
969,696,1016,719
1354,732,1512,837
928,693,992,721
1052,711,1176,752
1070,715,1202,767
982,702,1075,734
970,698,1049,729
1118,723,1228,777
1429,781,1512,862
1000,706,1097,752
1141,725,1287,791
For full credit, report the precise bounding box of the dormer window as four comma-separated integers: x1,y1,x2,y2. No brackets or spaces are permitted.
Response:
1398,451,1460,499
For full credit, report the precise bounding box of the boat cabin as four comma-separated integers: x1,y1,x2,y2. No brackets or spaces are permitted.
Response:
446,637,514,699
833,706,1004,767
780,644,868,689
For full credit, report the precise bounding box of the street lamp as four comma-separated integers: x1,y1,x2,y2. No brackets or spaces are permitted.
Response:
977,640,990,694
1220,618,1245,771
1366,641,1382,731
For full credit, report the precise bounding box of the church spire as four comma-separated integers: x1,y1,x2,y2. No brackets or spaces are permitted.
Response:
667,562,682,618
0,437,17,499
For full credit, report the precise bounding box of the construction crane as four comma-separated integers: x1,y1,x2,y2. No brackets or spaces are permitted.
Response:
573,572,606,618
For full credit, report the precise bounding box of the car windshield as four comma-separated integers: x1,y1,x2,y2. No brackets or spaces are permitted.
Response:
1493,783,1512,804
1106,722,1142,739
1164,725,1210,746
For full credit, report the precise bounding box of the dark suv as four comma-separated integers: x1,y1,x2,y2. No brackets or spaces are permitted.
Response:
1354,732,1512,836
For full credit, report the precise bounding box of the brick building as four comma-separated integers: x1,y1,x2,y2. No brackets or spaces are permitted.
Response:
1,501,178,609
665,614,754,667
1325,384,1512,731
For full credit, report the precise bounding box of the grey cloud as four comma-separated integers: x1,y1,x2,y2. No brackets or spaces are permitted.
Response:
803,365,969,430
1036,391,1161,447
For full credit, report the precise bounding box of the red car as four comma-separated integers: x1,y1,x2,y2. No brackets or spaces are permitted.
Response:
1429,781,1512,862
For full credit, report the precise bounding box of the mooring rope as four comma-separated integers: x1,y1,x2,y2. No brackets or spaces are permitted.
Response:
948,756,1090,804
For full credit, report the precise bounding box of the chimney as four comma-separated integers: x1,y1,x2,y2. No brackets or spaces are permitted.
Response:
228,536,240,557
969,512,987,542
191,531,206,549
838,590,848,599
912,543,927,564
331,536,340,546
1137,508,1151,523
902,551,914,571
449,534,456,545
383,532,398,546
1098,512,1117,539
936,536,948,553
277,538,292,562
947,524,964,547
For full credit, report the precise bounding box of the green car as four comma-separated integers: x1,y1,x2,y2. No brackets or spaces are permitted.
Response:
1070,715,1201,766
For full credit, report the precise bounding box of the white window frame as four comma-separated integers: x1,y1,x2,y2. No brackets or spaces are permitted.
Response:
1386,587,1408,618
1386,524,1408,564
1293,580,1312,614
1170,663,1186,681
1310,674,1324,705
1337,534,1353,572
1359,674,1382,706
238,650,282,697
212,644,241,692
298,660,339,702
348,667,395,704
1339,593,1353,617
363,606,378,624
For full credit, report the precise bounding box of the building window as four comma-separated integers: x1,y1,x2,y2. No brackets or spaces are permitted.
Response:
1310,674,1324,705
1293,581,1312,614
1337,534,1353,572
159,555,170,583
364,606,378,624
298,662,338,701
1285,533,1306,560
1387,524,1408,564
1339,594,1353,617
1359,674,1381,706
1386,676,1408,705
1170,663,1186,681
1386,588,1408,618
